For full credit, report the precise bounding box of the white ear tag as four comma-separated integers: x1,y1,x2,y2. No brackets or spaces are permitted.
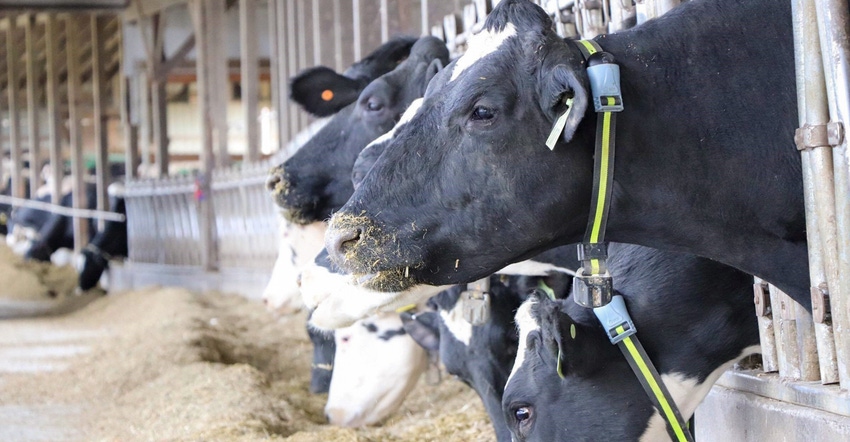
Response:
545,97,575,150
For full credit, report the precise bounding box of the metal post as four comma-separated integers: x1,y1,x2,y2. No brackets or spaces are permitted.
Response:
296,0,309,131
286,0,299,138
6,15,24,199
352,0,361,60
92,15,110,232
380,0,388,43
24,14,40,196
421,0,428,36
793,0,840,384
138,69,151,173
312,0,322,66
333,0,343,72
151,15,169,177
814,0,850,389
241,0,260,163
275,0,289,147
44,14,62,205
66,15,87,254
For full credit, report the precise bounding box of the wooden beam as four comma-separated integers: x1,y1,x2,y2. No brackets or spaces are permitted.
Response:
91,14,109,231
44,13,62,205
66,14,87,254
189,0,219,271
153,33,195,82
240,0,259,163
6,14,24,199
24,14,41,197
151,12,169,177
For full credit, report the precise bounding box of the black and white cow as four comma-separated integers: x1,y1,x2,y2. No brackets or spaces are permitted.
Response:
402,273,572,442
504,242,759,441
267,36,449,224
77,183,128,291
324,0,809,308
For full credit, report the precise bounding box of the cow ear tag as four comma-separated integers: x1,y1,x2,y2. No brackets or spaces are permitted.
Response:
461,278,491,325
545,97,574,150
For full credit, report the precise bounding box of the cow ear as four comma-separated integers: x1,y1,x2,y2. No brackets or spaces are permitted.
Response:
539,64,589,145
400,311,441,352
424,58,444,89
290,66,365,117
538,298,600,378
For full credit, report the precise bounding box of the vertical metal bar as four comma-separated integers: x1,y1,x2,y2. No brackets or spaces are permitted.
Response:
794,0,840,384
267,0,280,152
66,14,87,254
770,284,802,379
421,0,428,36
241,0,260,163
286,0,299,138
296,0,308,131
92,14,110,232
45,14,62,205
755,279,780,372
209,0,229,168
814,0,850,389
352,0,361,60
312,0,322,66
119,16,139,180
274,0,288,147
379,0,388,43
24,14,40,196
333,0,343,72
6,15,23,199
150,15,169,177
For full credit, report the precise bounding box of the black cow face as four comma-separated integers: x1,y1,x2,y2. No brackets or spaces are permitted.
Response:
325,2,595,291
307,310,336,394
503,295,653,442
269,37,449,225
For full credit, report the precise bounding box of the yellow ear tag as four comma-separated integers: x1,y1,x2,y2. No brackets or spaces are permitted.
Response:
321,89,334,101
545,97,574,150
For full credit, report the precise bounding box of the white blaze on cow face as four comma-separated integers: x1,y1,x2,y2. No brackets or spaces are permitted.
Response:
638,344,761,442
449,23,517,82
507,298,540,384
439,299,473,346
262,218,327,315
364,98,425,149
324,312,429,427
301,260,447,330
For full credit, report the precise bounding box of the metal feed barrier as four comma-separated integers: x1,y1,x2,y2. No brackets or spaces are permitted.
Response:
119,0,850,438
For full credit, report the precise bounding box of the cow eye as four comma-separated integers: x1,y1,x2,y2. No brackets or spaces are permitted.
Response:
366,99,383,112
512,405,534,437
471,106,494,121
515,406,531,422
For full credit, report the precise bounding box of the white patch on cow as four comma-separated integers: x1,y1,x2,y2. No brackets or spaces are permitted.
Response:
439,300,473,346
324,312,429,427
638,344,761,442
50,248,74,267
364,98,425,149
497,259,577,277
449,23,517,82
507,298,540,384
262,217,327,315
302,262,447,330
6,225,37,256
107,181,125,197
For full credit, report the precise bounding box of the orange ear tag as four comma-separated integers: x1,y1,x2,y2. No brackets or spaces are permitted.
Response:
321,89,334,101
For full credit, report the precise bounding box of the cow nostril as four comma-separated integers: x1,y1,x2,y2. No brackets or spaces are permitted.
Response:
266,168,286,194
331,227,362,258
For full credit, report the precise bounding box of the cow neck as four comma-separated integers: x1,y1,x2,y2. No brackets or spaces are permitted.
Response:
567,39,694,442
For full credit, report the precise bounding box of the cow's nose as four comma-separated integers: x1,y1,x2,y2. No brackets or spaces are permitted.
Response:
327,225,363,264
266,165,285,194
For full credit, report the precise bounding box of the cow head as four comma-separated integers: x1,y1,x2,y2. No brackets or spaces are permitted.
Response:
262,218,326,315
268,37,449,225
78,185,127,292
307,310,336,394
325,0,594,291
324,312,428,427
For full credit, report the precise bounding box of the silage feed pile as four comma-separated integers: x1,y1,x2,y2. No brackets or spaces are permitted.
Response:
0,282,495,441
0,243,79,302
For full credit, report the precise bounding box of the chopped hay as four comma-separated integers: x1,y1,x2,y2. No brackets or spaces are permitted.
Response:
0,242,78,301
0,285,495,441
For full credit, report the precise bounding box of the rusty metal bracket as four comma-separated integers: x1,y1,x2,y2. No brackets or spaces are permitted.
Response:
753,281,772,317
794,122,844,151
811,283,832,324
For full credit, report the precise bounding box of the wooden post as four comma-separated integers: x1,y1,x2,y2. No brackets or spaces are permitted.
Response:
91,15,110,231
312,0,322,66
66,14,87,254
240,0,260,163
380,0,388,43
296,0,309,131
352,0,361,60
190,0,219,270
138,68,151,173
276,0,289,146
44,14,62,205
151,14,169,177
421,0,428,36
119,17,140,180
6,15,24,199
24,14,41,196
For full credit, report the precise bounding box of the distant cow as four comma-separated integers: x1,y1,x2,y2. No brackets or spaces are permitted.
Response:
503,243,758,441
324,0,809,309
267,37,449,224
77,183,128,291
261,220,326,315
